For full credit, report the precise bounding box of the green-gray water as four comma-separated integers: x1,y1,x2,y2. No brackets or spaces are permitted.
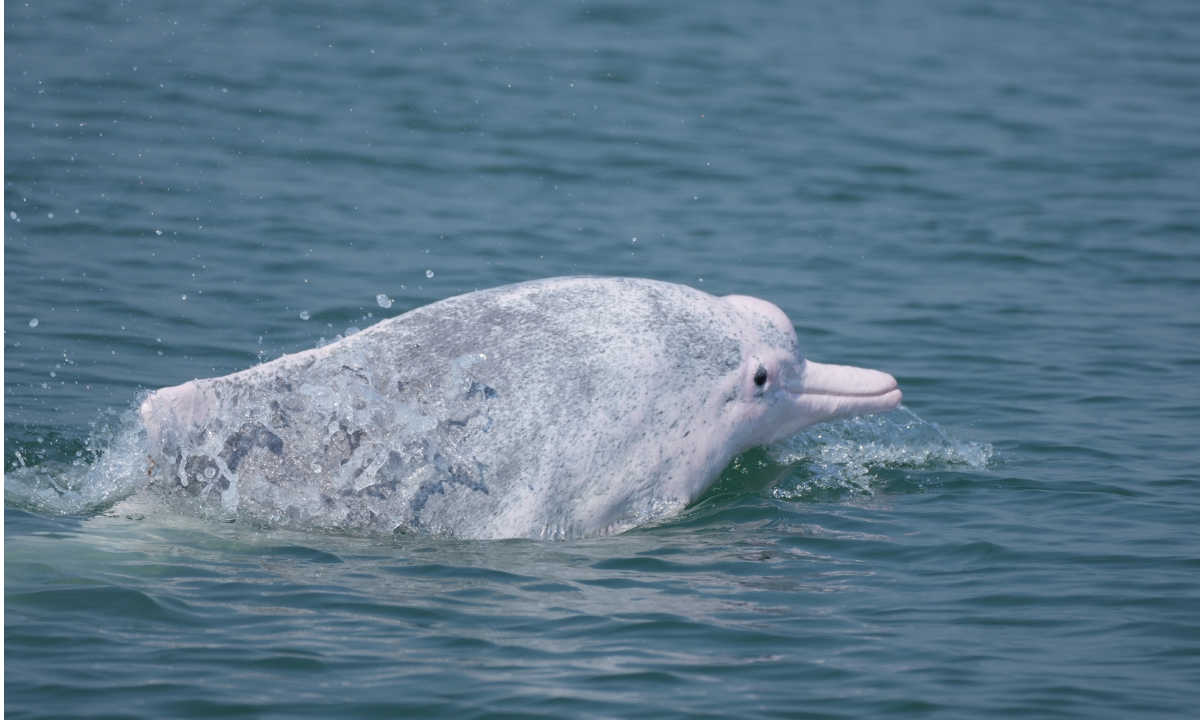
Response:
6,1,1200,717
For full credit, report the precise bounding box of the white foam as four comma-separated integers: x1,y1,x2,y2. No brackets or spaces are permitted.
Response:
4,406,150,515
769,406,992,499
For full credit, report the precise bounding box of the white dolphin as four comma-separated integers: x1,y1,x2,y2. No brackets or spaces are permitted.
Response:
141,277,900,539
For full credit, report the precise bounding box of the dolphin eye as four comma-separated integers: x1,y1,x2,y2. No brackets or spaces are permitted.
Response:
754,366,767,386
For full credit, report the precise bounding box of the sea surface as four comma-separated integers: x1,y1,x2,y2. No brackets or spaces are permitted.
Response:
5,1,1200,717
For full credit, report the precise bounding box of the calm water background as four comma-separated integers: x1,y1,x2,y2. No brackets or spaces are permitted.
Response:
6,0,1200,717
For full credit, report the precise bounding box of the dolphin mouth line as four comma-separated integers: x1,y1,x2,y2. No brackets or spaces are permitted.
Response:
790,388,898,398
782,360,901,403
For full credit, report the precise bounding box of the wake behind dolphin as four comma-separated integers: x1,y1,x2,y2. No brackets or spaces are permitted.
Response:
139,277,901,539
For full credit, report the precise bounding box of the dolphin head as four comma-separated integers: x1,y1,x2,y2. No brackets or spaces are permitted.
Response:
721,294,902,448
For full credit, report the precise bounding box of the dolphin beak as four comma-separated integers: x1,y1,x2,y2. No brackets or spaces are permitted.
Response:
783,359,902,423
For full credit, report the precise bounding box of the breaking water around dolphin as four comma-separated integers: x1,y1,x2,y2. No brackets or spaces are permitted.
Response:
6,396,986,525
6,0,1200,718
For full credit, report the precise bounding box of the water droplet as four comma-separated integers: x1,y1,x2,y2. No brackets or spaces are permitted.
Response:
9,212,15,220
50,372,56,377
156,230,162,235
41,383,49,389
204,467,217,479
426,270,434,278
299,310,310,320
311,463,322,473
345,327,360,336
376,293,392,308
181,294,187,300
47,212,54,218
28,318,38,327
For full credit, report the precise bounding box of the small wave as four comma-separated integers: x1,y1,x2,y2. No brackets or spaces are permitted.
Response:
4,405,150,516
768,407,992,499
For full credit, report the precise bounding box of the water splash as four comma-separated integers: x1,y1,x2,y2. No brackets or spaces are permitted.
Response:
6,397,988,532
4,406,150,515
769,407,992,499
129,349,494,534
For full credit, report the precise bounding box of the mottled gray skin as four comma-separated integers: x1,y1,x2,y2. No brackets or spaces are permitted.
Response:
141,277,900,539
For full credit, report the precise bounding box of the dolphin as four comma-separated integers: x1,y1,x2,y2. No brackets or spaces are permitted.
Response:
140,277,901,539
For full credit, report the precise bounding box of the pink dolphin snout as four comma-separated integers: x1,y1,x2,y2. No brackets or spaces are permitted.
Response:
785,359,902,424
